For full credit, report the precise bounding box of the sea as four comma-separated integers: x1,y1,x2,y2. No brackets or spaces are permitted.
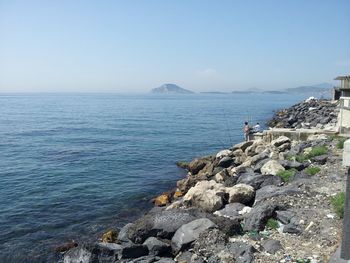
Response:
0,93,307,262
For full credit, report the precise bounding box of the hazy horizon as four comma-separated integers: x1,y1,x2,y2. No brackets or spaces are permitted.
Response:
1,0,349,93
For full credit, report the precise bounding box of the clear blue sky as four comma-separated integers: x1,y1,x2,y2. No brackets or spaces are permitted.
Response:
0,0,349,92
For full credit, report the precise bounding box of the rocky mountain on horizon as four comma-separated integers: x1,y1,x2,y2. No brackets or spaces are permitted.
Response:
150,84,194,94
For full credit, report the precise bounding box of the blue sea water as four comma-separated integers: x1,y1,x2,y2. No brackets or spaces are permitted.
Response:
0,93,306,262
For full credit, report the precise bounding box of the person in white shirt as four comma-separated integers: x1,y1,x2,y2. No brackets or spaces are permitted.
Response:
253,122,261,133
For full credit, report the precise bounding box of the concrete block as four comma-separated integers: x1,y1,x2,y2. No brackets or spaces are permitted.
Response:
343,139,350,167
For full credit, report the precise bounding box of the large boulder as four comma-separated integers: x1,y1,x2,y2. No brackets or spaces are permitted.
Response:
171,218,217,252
218,156,234,168
254,184,302,204
127,209,201,243
188,158,210,175
260,160,285,176
216,149,232,158
143,237,171,256
271,136,291,147
232,141,254,152
225,184,255,205
183,180,226,212
243,203,279,231
214,203,245,220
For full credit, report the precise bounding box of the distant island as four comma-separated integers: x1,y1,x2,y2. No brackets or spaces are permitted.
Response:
150,84,194,94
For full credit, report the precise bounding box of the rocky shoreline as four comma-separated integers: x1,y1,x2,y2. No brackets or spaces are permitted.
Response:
60,99,347,263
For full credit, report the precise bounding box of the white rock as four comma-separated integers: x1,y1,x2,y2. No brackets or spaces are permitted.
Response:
216,149,232,158
261,160,285,176
238,206,252,215
183,180,225,212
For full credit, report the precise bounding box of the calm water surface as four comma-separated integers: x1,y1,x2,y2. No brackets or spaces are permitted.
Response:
0,93,306,262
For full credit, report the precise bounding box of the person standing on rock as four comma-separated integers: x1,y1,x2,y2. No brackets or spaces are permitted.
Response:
243,122,250,141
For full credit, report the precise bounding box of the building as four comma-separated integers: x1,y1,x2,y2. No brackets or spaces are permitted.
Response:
334,75,350,134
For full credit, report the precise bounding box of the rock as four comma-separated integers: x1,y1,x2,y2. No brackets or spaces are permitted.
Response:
261,160,285,176
176,161,189,169
283,223,302,234
154,193,170,207
236,172,266,190
226,184,255,205
216,149,232,158
63,247,92,263
176,251,205,263
188,158,208,175
155,258,176,263
278,160,305,171
127,209,200,243
214,169,229,183
253,158,270,173
259,175,282,188
214,203,245,219
55,241,78,253
276,210,296,224
271,136,291,147
232,141,254,152
307,134,328,141
177,177,197,192
118,223,134,242
207,215,243,236
192,229,228,259
278,142,291,152
101,230,118,243
143,237,171,256
183,180,226,212
173,191,183,198
254,184,302,203
311,154,328,165
119,244,149,259
250,152,269,165
218,157,233,168
223,176,239,187
243,203,279,231
171,218,217,252
227,242,256,263
262,239,283,254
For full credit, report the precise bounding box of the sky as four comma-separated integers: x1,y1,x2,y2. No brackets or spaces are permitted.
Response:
0,0,349,93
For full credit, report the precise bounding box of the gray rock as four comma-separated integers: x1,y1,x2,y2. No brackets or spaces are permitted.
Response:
207,215,243,236
283,223,302,234
176,251,205,263
253,158,270,173
237,172,265,190
127,209,201,243
193,229,228,259
218,157,234,168
243,203,278,231
171,218,217,252
118,223,134,242
254,185,302,204
311,154,328,165
188,158,209,175
259,175,282,188
276,210,296,224
227,242,256,263
278,160,305,171
118,244,149,259
232,141,254,152
214,203,245,219
155,259,175,263
262,239,283,254
143,237,171,256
